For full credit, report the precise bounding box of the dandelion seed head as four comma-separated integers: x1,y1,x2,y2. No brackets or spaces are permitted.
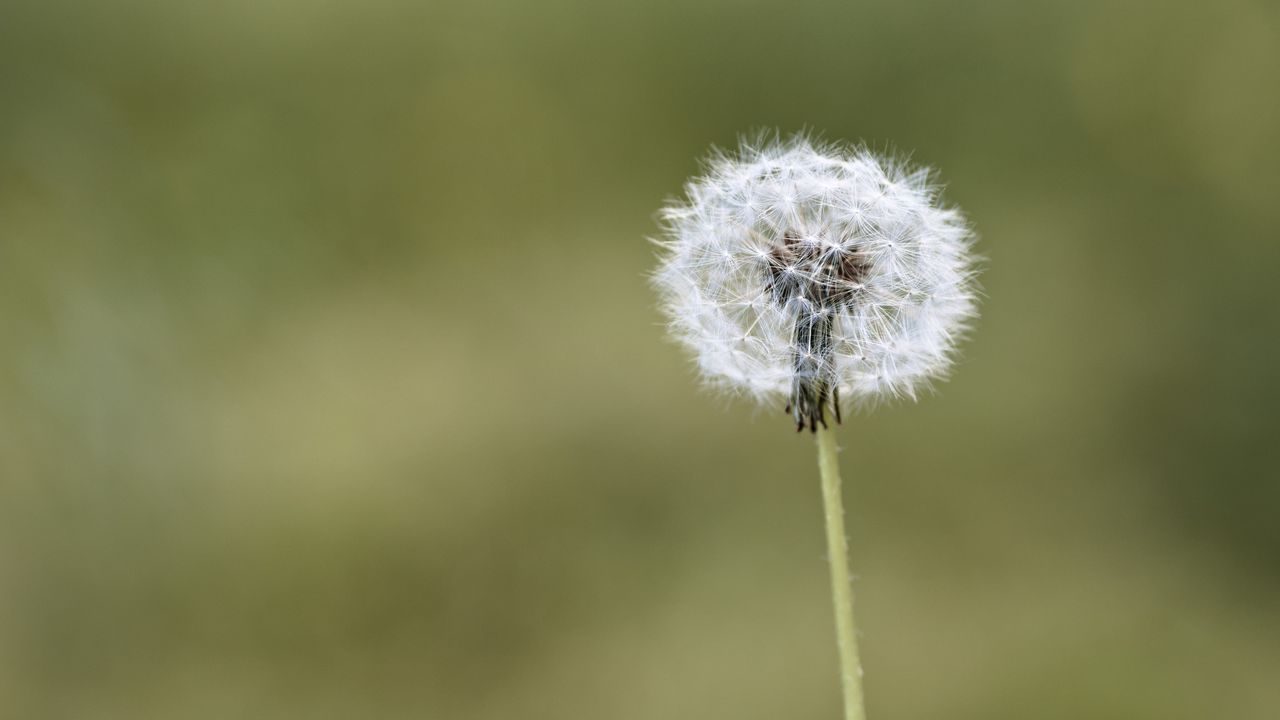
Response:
652,133,979,429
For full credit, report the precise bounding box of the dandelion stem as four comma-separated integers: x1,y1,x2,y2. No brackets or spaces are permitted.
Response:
816,421,867,720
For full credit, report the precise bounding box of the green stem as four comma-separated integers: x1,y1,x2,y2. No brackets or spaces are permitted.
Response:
816,422,867,720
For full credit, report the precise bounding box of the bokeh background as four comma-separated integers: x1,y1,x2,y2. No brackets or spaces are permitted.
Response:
2,0,1278,718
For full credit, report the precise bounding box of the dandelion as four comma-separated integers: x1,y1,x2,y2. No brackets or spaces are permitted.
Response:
651,133,979,720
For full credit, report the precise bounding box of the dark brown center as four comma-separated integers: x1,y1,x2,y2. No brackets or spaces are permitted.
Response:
764,231,872,431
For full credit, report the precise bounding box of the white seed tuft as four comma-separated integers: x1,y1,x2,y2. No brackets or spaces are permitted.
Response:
651,133,980,429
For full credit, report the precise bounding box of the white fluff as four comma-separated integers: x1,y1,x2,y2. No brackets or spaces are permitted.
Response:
652,134,979,423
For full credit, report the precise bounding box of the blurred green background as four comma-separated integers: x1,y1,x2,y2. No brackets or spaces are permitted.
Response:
2,0,1278,718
